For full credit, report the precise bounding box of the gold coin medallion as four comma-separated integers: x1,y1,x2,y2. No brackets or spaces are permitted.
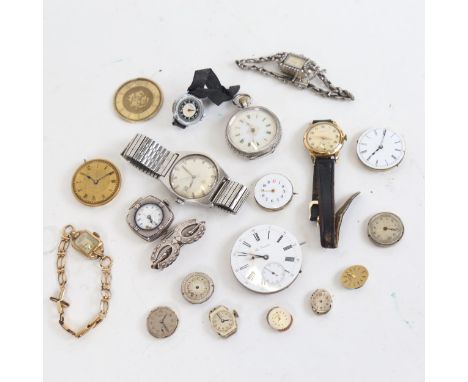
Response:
114,78,163,122
341,265,369,289
71,159,121,206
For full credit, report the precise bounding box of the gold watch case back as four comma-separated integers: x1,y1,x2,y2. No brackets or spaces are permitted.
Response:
114,78,163,122
71,159,121,206
303,120,347,158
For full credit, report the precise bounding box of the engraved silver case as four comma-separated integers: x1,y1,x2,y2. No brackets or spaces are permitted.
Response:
172,94,205,127
159,151,228,206
225,106,282,160
126,195,174,242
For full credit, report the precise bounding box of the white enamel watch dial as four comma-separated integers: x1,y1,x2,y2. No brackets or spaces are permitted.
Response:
230,224,302,294
169,154,218,199
266,306,293,331
254,173,294,211
226,106,281,159
357,128,405,170
135,203,164,230
368,212,404,246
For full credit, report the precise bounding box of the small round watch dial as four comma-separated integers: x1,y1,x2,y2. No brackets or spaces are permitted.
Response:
169,154,218,199
135,203,163,230
341,265,369,289
174,95,204,125
266,306,293,331
304,121,343,155
368,212,404,246
230,225,302,294
357,128,405,170
226,107,280,156
181,272,214,304
310,289,333,315
146,306,178,339
254,173,294,211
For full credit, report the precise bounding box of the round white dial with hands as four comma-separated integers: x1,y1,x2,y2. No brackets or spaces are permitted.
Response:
254,173,294,211
169,154,218,199
305,121,343,154
267,306,293,331
230,225,302,294
357,128,405,169
226,107,280,156
135,203,163,230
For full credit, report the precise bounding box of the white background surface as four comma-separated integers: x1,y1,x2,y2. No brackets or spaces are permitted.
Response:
44,1,424,381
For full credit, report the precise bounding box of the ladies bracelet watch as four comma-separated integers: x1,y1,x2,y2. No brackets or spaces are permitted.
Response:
236,52,354,101
126,195,174,242
225,94,281,160
121,134,249,214
303,120,359,248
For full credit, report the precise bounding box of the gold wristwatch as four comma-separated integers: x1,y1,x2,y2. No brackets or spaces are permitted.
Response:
303,120,359,248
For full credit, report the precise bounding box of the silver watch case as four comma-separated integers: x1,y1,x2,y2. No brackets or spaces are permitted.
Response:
158,151,229,207
172,94,206,127
126,195,174,242
278,53,314,87
225,106,282,160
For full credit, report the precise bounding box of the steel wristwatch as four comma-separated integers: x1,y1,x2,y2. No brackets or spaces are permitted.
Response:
121,134,249,213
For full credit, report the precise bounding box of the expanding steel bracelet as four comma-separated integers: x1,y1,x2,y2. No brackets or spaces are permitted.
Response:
121,134,249,214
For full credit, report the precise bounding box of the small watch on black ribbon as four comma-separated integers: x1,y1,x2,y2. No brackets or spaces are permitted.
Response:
172,68,240,128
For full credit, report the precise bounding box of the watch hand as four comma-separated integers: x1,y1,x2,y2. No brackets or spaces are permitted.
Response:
182,165,195,178
147,215,154,224
237,251,269,260
95,171,114,183
80,172,98,184
367,129,387,161
162,322,169,332
383,226,398,231
160,314,167,324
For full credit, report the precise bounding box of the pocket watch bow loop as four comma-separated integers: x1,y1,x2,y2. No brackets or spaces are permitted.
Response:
151,219,206,270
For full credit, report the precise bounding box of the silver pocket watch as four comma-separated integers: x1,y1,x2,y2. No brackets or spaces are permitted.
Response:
226,94,282,160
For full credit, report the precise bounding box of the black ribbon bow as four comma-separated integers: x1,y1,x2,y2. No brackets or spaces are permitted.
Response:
187,68,239,106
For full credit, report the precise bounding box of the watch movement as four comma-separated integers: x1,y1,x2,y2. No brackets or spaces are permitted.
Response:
126,195,174,242
226,94,281,160
146,306,179,338
71,159,121,207
304,120,359,248
121,134,249,214
310,289,333,315
357,128,405,170
181,272,214,304
266,306,293,331
208,305,238,338
254,173,294,211
230,224,302,294
341,265,369,289
368,212,404,246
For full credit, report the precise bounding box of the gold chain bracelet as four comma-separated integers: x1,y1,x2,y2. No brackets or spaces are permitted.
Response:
49,225,112,338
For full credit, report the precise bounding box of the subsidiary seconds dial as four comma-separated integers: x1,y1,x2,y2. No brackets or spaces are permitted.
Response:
357,128,405,170
230,225,302,294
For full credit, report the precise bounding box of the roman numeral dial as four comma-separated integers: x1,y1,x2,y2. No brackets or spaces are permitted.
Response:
230,224,302,294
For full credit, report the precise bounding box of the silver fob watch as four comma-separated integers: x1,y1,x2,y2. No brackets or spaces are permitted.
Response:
121,134,249,214
226,94,281,160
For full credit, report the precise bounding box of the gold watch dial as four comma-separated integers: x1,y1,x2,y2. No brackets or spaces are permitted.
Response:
147,306,178,338
71,159,121,206
266,306,293,331
209,306,237,337
304,121,345,156
341,265,369,289
114,78,163,122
